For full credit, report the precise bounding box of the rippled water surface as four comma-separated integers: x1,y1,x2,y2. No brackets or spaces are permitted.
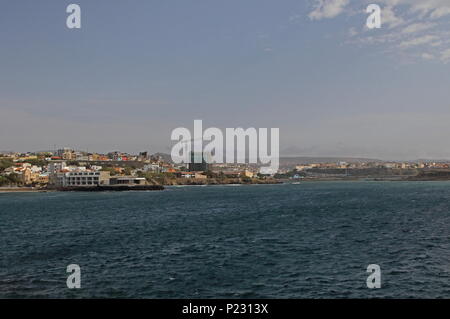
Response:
1,182,450,298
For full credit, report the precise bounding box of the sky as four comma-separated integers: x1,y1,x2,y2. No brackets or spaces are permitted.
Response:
1,0,450,160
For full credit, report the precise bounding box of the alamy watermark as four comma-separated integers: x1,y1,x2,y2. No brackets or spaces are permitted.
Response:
66,264,81,289
65,3,383,31
63,262,382,291
171,120,279,174
66,4,81,29
366,4,382,29
366,264,381,289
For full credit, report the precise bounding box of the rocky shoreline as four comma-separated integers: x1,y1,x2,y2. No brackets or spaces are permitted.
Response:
56,185,165,191
3,174,450,193
405,170,450,181
157,178,282,186
0,178,280,192
0,187,51,193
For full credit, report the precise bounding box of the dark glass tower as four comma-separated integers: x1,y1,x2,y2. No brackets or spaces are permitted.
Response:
188,152,209,172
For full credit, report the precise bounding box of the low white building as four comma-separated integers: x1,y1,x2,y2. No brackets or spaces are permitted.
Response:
50,171,110,187
48,162,67,174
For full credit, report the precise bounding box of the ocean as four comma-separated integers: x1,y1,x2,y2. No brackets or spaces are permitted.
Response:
1,181,450,298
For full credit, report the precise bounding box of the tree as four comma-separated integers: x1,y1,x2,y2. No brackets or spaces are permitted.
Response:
17,159,47,167
241,176,252,183
136,171,145,178
204,170,217,178
0,173,22,186
0,159,14,172
0,176,9,186
101,167,118,176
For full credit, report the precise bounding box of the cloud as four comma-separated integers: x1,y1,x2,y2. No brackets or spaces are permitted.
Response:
421,53,435,60
399,35,439,48
289,13,303,23
308,0,450,63
430,7,450,19
348,27,358,37
398,0,450,19
308,0,350,20
441,48,450,62
401,22,436,34
381,6,405,28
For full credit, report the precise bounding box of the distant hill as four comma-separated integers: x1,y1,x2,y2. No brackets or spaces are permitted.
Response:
151,152,174,163
153,153,382,167
279,156,383,168
412,158,450,163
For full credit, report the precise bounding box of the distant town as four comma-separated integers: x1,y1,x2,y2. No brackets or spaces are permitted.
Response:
1,148,450,190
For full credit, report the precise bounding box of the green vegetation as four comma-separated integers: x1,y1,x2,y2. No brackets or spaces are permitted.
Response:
38,152,52,157
0,173,22,186
204,170,218,178
241,176,252,183
0,159,14,172
101,168,117,176
0,176,8,186
16,159,47,167
274,170,306,179
140,172,175,185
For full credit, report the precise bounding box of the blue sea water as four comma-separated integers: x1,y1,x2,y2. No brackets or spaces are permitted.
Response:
1,181,450,298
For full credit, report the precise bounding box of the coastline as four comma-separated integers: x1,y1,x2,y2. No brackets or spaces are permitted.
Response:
158,178,282,186
0,187,52,193
3,177,450,193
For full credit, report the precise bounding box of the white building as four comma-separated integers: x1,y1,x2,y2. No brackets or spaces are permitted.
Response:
50,171,110,187
48,162,67,174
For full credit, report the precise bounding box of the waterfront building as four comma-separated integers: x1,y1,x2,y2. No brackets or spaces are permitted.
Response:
50,171,110,187
36,174,49,185
109,176,147,185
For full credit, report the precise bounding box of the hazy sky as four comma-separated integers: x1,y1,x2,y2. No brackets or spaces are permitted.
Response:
1,0,450,160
